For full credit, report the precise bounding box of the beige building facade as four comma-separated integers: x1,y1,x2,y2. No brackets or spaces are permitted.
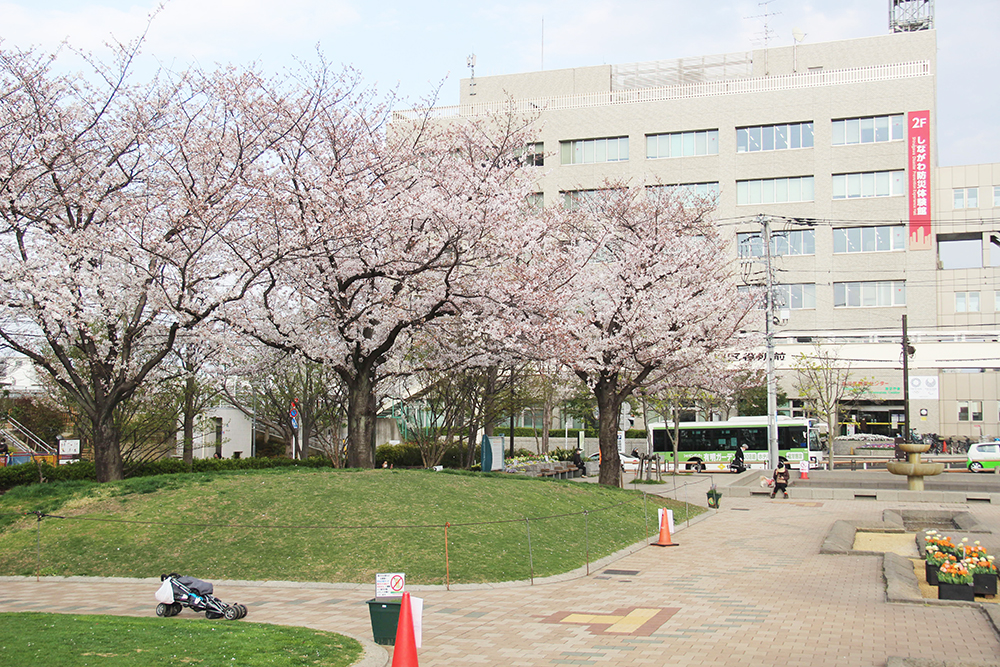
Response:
412,28,998,442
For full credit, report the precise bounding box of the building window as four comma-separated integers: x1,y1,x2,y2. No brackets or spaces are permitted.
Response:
521,142,544,167
833,281,905,308
775,283,816,309
526,193,544,211
737,122,813,153
832,226,906,253
646,130,718,158
953,187,978,209
958,401,983,422
832,171,905,199
736,176,814,205
831,114,905,145
737,230,815,258
955,292,980,313
996,290,1000,312
938,233,983,270
650,182,720,204
561,137,629,165
994,186,1000,207
562,189,605,210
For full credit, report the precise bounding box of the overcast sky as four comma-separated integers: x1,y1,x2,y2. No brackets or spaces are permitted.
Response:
1,0,996,166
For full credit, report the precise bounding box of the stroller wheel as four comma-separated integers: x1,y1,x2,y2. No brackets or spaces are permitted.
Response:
156,603,169,617
170,603,183,617
223,606,239,621
238,604,248,619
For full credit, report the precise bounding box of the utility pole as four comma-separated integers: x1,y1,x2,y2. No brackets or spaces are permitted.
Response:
762,214,779,469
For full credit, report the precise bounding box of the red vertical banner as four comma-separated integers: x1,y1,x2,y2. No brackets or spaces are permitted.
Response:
907,110,931,249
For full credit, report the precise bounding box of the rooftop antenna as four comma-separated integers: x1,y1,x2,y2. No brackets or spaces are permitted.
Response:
889,0,934,32
792,27,806,72
745,0,781,75
467,53,477,96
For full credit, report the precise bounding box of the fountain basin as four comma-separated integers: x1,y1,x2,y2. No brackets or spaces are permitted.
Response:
886,461,944,477
897,442,931,454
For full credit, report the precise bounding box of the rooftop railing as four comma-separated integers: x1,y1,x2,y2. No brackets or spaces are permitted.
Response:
393,60,931,121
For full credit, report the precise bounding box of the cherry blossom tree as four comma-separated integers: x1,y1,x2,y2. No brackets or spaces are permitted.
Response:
521,186,758,486
226,77,546,468
0,43,288,481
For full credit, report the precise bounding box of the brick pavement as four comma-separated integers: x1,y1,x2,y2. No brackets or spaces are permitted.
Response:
2,492,1000,666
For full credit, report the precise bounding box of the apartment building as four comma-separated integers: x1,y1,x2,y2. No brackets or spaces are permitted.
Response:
421,26,998,440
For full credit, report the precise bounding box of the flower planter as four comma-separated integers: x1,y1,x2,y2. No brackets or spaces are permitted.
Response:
973,573,998,597
925,562,939,586
937,583,975,601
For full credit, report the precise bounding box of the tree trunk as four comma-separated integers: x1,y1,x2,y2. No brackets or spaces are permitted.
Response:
182,376,196,467
345,371,377,468
93,413,124,482
594,378,622,487
541,393,553,453
827,414,838,471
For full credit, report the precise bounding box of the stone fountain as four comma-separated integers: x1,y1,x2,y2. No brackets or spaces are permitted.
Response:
886,441,944,491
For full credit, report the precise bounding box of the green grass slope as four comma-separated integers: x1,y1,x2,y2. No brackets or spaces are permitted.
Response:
0,468,700,585
0,612,362,667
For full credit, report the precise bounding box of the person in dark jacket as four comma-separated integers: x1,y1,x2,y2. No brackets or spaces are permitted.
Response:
571,448,587,476
731,444,747,472
771,463,790,499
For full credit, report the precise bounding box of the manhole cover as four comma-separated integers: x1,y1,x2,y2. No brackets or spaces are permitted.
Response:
603,569,640,576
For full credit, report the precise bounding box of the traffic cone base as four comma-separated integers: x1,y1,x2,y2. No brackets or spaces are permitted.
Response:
651,509,678,547
391,592,419,667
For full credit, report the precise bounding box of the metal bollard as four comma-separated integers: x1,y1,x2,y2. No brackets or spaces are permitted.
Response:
851,459,856,471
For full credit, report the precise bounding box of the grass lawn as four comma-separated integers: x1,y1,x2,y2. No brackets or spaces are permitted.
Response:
0,612,362,667
0,468,701,585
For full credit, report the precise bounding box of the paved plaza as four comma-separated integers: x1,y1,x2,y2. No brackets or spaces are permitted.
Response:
3,472,1000,666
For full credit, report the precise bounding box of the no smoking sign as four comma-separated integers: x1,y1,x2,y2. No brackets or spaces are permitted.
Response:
375,572,405,598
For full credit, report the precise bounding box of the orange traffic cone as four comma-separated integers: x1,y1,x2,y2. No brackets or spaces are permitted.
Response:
799,461,809,480
651,508,678,547
391,592,419,667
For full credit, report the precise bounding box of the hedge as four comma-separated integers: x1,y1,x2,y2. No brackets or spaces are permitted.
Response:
0,456,337,493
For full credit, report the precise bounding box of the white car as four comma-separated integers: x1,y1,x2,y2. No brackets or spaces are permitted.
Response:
589,451,641,471
967,441,1000,473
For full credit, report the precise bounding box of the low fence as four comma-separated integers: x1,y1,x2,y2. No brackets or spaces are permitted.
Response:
0,479,710,588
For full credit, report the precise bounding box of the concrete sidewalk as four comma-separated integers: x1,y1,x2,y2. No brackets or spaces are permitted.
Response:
3,491,1000,666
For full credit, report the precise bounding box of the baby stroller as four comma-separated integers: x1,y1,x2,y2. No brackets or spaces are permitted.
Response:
155,573,247,620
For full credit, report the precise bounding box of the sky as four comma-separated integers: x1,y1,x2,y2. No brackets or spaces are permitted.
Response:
0,0,997,167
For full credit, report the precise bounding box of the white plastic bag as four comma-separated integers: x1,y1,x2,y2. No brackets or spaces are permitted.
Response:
155,579,174,604
759,475,774,488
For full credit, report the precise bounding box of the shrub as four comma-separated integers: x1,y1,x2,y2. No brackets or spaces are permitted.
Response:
375,442,422,468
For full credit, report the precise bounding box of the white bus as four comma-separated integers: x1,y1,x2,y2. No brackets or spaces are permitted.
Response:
647,416,823,472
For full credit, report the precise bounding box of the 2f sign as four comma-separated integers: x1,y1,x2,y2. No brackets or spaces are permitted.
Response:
911,116,927,129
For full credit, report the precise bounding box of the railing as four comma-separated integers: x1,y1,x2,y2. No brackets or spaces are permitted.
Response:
1,414,56,455
393,60,931,121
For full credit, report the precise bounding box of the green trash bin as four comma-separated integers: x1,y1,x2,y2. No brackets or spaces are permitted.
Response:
706,487,722,509
366,598,402,645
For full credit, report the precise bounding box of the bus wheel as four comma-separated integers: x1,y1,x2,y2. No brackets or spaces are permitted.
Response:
687,460,704,473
